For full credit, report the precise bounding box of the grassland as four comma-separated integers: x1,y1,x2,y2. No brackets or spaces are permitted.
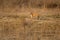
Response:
0,0,60,40
0,7,60,40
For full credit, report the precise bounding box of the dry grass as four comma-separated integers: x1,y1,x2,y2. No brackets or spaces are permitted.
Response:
0,8,60,40
0,0,60,40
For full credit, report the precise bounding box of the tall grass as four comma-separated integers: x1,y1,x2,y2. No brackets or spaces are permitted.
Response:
0,0,60,9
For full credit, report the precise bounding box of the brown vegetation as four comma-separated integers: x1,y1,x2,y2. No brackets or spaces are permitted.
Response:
0,0,60,40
